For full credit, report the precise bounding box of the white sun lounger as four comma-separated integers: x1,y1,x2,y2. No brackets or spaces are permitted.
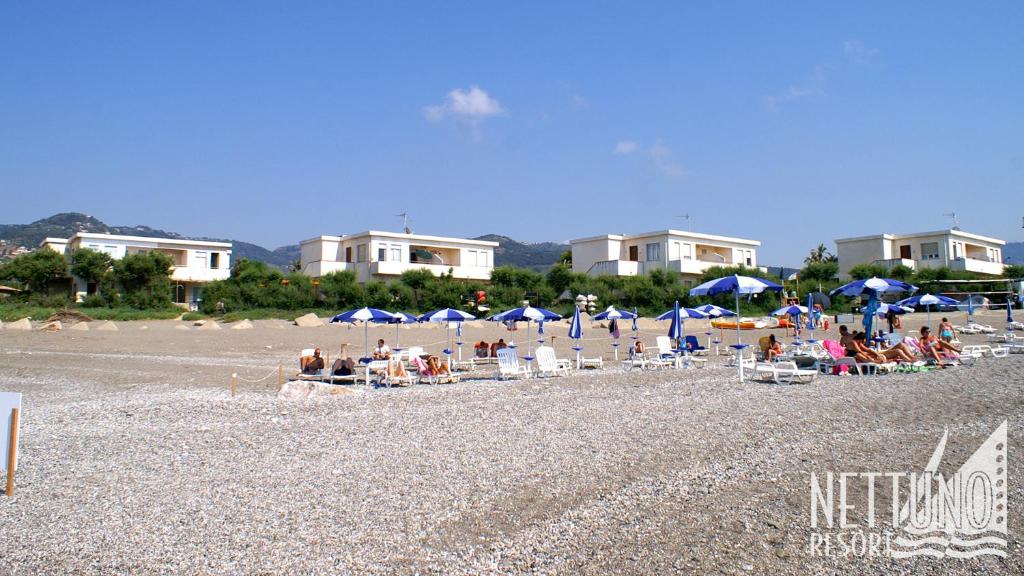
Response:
753,360,817,384
535,346,571,377
496,348,531,380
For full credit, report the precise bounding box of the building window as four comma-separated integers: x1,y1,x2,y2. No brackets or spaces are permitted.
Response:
745,250,752,266
377,247,387,262
628,246,639,261
194,251,208,268
682,244,692,260
645,243,661,262
210,252,220,268
390,246,401,262
920,242,939,260
357,244,367,263
345,247,353,263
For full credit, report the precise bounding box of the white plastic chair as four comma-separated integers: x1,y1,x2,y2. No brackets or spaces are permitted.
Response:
496,348,531,380
535,346,571,377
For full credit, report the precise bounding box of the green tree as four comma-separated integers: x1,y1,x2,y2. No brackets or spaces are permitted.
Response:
800,261,839,282
887,264,915,281
804,244,836,264
0,248,69,294
113,251,174,308
319,270,364,309
1001,264,1024,279
545,263,575,295
847,263,888,280
70,248,114,285
557,249,572,266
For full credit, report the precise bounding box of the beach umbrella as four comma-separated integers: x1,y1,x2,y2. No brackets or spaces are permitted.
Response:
592,306,637,359
568,306,583,368
1008,299,1015,329
389,312,418,351
807,291,831,309
489,306,562,360
667,301,682,366
456,320,464,362
874,302,913,317
690,274,784,381
632,307,639,340
896,293,958,328
419,308,477,367
655,306,707,347
695,303,737,349
830,277,917,338
771,304,808,316
330,307,398,359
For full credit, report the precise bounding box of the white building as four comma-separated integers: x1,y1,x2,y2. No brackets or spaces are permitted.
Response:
299,231,498,283
41,232,232,304
570,229,761,284
835,229,1006,277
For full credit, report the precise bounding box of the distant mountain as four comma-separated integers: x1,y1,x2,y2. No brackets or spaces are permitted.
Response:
231,241,300,270
1005,241,1024,267
474,234,567,272
0,212,190,248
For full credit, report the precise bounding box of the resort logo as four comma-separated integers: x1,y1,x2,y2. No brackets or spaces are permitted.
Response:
808,421,1007,559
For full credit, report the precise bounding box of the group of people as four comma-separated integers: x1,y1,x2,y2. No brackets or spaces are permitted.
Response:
473,339,508,358
301,338,453,384
837,323,962,367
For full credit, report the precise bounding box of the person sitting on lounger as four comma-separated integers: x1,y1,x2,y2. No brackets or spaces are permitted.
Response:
634,340,646,355
330,356,356,376
938,318,957,343
839,326,858,358
919,327,960,365
302,348,325,374
766,334,783,361
474,341,490,358
373,339,391,360
412,354,452,377
490,338,507,357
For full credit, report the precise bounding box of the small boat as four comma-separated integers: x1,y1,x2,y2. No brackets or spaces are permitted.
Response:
711,317,778,330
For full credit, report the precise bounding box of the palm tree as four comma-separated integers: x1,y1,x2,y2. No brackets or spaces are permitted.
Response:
804,244,836,265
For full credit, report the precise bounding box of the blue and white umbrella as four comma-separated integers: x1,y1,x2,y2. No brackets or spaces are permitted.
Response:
1008,299,1015,328
874,303,913,317
771,304,808,317
389,311,418,350
592,306,637,320
695,303,737,348
655,305,704,358
667,300,682,344
896,293,958,329
330,307,398,359
690,274,784,381
830,277,917,340
568,306,583,368
632,307,639,340
419,308,477,367
489,306,562,360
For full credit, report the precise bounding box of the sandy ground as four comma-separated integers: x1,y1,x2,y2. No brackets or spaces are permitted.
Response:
0,310,1021,574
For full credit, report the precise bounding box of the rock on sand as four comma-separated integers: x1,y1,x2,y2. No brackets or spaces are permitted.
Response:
174,324,191,331
278,380,354,399
5,318,31,331
230,319,254,330
197,321,222,330
39,321,62,332
94,321,119,331
69,322,90,331
294,313,322,327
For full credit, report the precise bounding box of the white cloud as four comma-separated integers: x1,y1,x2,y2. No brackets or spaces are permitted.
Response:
843,39,878,65
614,140,639,155
649,141,686,179
763,65,829,110
423,86,505,132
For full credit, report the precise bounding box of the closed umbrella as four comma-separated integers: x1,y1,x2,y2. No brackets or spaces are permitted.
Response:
655,305,707,352
690,275,784,381
568,306,583,369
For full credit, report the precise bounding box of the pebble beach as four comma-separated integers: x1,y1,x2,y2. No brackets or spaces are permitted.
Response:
0,312,1021,574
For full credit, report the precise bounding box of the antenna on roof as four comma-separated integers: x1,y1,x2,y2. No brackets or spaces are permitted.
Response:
675,214,692,230
396,212,412,234
943,211,960,230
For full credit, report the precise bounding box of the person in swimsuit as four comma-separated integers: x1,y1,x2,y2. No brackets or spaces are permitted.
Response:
938,318,956,343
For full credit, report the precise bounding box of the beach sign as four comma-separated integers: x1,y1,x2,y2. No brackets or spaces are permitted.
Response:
2,392,22,495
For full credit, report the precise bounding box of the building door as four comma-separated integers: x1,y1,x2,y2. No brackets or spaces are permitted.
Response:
899,245,911,259
628,246,639,261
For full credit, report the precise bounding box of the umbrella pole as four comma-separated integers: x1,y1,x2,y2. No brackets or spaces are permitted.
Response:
927,305,931,330
736,291,743,382
395,323,401,350
526,322,532,360
364,322,369,360
575,339,581,370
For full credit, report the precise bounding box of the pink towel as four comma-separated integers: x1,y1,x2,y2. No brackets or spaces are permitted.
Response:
821,339,850,374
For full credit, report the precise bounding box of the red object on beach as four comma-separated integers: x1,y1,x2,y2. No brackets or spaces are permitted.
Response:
476,291,486,304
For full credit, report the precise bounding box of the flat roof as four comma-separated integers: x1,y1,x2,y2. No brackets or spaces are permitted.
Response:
301,231,498,248
49,232,232,249
570,229,760,247
835,229,1005,246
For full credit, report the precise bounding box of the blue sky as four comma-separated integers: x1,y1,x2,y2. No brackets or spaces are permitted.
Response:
1,1,1022,266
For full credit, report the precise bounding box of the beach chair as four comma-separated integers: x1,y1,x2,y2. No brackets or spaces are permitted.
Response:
376,359,417,387
967,323,996,334
296,348,324,381
496,348,531,380
580,355,604,369
535,346,571,377
655,336,680,368
684,335,707,356
962,344,1009,359
754,361,817,384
